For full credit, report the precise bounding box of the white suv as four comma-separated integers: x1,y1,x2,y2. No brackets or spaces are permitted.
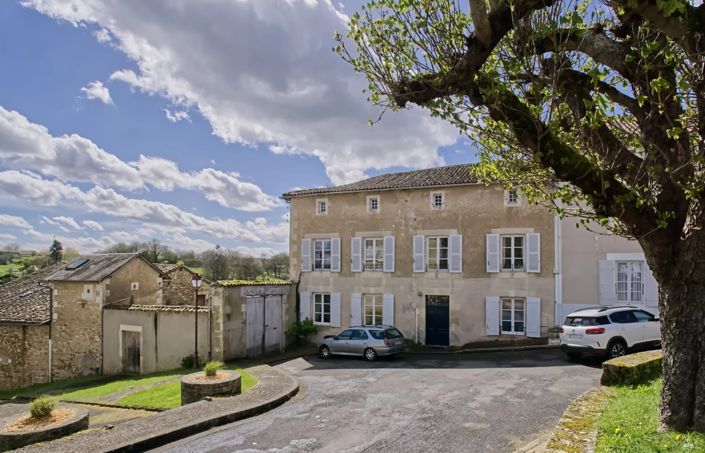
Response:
559,306,661,360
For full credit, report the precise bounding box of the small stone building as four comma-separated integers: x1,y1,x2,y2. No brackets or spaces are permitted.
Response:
157,263,212,306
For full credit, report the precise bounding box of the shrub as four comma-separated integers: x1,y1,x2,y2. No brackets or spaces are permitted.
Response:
180,355,194,369
203,361,224,377
287,319,319,346
30,396,56,419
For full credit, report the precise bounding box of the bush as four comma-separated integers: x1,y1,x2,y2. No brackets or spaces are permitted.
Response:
180,355,194,369
287,319,319,346
30,396,56,419
203,361,224,377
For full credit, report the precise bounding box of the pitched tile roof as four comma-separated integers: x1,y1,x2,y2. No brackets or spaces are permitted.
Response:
217,280,292,287
0,264,63,325
46,253,168,282
282,164,478,199
105,304,209,313
156,263,212,283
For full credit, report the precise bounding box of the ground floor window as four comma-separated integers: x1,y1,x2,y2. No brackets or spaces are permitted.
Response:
313,293,331,325
501,298,525,335
616,261,643,303
364,294,383,325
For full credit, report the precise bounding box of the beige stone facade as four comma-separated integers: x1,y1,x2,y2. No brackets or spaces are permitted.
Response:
159,265,212,306
0,324,50,390
287,179,556,346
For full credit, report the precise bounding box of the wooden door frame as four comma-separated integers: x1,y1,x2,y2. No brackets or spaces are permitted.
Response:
119,324,143,373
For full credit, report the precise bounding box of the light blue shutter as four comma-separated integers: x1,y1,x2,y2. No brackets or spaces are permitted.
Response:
330,293,341,327
644,263,659,307
351,237,362,272
485,296,500,336
486,234,499,273
599,260,617,305
300,292,311,321
526,233,541,273
526,297,541,338
383,294,394,325
413,235,425,272
301,239,311,272
449,234,462,273
383,236,395,272
350,293,362,326
331,237,341,272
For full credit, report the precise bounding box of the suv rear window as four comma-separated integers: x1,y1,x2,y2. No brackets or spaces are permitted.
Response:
385,328,404,339
565,316,609,326
369,330,385,340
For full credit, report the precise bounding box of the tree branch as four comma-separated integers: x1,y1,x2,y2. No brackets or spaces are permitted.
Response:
469,0,492,47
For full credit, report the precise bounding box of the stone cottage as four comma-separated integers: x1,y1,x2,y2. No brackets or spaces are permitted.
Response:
157,263,212,306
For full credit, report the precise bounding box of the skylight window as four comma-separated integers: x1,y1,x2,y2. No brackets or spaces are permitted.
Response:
66,258,89,270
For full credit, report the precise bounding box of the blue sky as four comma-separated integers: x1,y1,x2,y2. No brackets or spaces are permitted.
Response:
0,0,472,256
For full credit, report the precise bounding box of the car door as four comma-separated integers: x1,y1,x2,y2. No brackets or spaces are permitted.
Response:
633,310,660,343
348,329,369,355
609,310,640,346
331,329,354,354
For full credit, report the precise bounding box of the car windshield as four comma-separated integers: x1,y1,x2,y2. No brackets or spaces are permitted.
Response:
565,316,608,326
385,328,404,339
368,330,385,340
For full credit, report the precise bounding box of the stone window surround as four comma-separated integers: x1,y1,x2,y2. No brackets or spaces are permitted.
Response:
316,198,328,216
367,195,380,213
430,191,446,210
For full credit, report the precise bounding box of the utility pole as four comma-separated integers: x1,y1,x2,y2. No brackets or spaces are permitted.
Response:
191,273,202,368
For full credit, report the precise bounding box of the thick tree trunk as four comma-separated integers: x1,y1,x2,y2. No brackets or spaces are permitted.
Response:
658,246,705,432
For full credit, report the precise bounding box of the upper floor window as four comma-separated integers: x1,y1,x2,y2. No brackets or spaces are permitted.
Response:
316,199,328,215
364,238,383,271
505,189,520,207
364,294,383,325
313,293,331,325
427,236,449,271
131,282,139,291
431,192,445,210
501,235,524,271
616,261,643,302
313,239,332,270
367,195,380,213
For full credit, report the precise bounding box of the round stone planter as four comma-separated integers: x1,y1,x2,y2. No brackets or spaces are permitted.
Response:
181,370,241,406
0,407,89,451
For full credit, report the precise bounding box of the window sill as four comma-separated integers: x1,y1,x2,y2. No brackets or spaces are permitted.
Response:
313,322,331,326
500,332,525,336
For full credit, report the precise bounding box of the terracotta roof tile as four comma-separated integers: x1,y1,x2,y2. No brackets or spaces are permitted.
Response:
217,280,292,287
282,164,478,199
105,304,209,313
0,264,63,324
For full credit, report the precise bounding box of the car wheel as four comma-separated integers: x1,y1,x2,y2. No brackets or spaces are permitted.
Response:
567,352,582,361
364,348,377,361
319,345,331,359
607,339,627,359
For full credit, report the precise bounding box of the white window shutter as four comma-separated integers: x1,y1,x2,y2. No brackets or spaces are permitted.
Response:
485,296,500,336
301,239,311,273
350,293,362,326
449,234,462,273
526,297,541,338
526,233,541,273
382,294,395,325
299,292,311,321
413,235,425,273
351,237,362,272
599,260,618,305
383,236,395,273
331,237,341,272
644,263,659,307
486,234,500,273
330,293,341,327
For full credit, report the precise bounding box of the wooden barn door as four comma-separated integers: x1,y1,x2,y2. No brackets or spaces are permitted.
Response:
264,295,282,354
246,296,265,358
122,330,141,374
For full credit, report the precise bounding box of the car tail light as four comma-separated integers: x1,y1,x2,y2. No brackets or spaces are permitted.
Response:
384,336,390,346
560,327,564,333
586,327,605,335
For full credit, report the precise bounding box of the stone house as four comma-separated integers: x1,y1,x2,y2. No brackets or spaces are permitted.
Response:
157,263,212,306
283,164,660,347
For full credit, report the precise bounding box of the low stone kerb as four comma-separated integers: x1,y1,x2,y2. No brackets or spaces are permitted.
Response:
0,407,89,451
181,370,241,405
601,350,663,386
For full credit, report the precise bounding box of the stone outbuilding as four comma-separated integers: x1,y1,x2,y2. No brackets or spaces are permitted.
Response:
157,263,212,306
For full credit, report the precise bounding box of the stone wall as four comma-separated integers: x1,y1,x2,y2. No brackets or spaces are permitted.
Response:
0,324,50,390
163,267,211,306
106,258,164,305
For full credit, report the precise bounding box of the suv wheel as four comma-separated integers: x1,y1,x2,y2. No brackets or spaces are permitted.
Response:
607,339,627,359
319,345,331,359
364,348,377,361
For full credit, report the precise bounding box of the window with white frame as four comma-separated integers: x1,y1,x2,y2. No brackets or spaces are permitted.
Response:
501,235,525,271
313,293,331,324
505,189,519,206
364,294,383,325
316,199,328,215
431,192,445,209
427,236,449,271
616,261,644,302
313,239,332,271
501,298,525,334
364,238,384,271
367,196,380,213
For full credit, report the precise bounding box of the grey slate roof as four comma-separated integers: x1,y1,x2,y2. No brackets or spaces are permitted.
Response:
46,253,168,282
0,264,63,324
282,164,478,199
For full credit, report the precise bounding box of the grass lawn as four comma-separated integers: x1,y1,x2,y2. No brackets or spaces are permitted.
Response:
55,369,184,403
116,368,257,410
0,374,112,400
596,379,705,452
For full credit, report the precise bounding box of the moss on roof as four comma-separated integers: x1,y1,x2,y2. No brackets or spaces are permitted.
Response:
217,279,292,287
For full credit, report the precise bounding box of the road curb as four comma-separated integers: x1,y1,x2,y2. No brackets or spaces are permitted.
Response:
404,344,560,355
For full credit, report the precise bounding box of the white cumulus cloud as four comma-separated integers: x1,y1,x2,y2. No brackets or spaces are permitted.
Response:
81,80,113,104
0,214,33,230
82,220,104,231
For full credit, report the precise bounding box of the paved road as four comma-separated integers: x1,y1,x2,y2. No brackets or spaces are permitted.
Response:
155,350,601,453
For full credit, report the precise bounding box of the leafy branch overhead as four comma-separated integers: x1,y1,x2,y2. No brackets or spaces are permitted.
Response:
336,0,705,247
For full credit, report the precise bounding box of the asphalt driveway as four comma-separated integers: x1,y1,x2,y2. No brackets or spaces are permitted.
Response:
155,350,601,453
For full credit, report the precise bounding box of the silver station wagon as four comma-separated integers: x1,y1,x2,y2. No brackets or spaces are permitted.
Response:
318,325,406,361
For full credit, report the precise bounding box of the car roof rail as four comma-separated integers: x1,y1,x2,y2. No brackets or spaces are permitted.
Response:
597,305,637,312
570,306,604,312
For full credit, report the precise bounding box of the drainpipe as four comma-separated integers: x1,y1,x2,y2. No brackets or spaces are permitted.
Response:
553,204,563,326
207,295,212,361
38,282,53,383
